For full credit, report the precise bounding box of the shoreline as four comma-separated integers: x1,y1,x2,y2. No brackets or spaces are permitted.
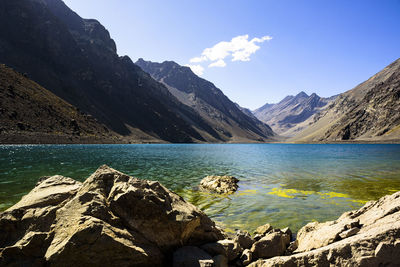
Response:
1,165,399,266
1,140,400,145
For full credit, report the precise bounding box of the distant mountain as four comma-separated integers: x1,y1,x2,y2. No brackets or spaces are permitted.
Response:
136,59,275,142
0,0,233,143
254,92,335,136
291,58,400,142
0,64,123,144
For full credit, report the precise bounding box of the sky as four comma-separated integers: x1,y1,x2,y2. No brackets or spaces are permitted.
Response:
63,0,400,110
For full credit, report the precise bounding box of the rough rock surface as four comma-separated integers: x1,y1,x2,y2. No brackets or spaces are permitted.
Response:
250,231,291,260
0,165,223,266
249,191,400,266
173,246,213,267
255,223,273,236
234,230,254,249
2,165,400,266
199,175,239,194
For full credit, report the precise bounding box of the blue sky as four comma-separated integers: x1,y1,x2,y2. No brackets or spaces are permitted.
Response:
63,0,400,109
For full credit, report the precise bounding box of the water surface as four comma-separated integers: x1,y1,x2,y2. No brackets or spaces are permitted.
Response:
1,144,400,232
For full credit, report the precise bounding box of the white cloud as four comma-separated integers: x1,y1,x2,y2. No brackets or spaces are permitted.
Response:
189,34,272,68
208,59,227,68
185,64,204,76
190,56,207,63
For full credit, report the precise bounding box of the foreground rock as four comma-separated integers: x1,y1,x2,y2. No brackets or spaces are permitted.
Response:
249,191,400,266
2,165,400,266
0,165,224,266
199,175,239,194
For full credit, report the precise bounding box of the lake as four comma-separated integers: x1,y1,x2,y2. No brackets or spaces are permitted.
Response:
1,144,400,232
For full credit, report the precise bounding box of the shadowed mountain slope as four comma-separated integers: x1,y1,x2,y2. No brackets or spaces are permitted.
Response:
0,64,125,144
291,58,400,142
0,0,231,143
136,59,276,142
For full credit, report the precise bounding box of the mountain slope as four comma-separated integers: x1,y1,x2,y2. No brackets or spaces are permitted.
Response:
0,64,126,144
254,92,335,136
291,58,400,142
136,59,275,142
0,0,225,143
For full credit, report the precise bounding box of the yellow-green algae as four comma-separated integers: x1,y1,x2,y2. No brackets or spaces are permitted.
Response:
268,187,367,204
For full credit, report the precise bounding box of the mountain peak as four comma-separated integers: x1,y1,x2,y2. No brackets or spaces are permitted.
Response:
296,91,309,98
309,92,320,99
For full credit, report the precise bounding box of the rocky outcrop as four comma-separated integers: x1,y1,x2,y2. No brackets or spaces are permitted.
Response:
2,166,400,266
0,165,223,266
249,191,400,266
199,175,239,194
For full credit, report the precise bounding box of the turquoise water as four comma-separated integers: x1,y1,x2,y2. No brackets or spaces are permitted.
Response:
1,144,400,232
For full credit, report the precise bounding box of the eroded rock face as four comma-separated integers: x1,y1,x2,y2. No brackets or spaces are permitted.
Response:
0,165,223,266
199,175,239,194
249,192,400,267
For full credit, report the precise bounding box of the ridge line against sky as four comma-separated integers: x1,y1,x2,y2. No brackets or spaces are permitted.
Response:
62,0,400,110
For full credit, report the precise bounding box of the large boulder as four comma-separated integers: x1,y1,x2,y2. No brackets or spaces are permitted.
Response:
250,231,290,260
249,191,400,266
234,230,254,249
199,175,239,194
0,165,224,266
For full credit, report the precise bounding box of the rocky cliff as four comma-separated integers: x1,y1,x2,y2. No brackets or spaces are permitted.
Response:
136,59,275,142
291,58,400,142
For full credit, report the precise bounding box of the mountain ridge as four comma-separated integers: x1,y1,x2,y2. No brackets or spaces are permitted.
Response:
136,58,276,142
253,91,335,136
0,0,263,143
291,58,400,142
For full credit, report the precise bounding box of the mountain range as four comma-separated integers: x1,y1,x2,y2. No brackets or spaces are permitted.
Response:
0,0,399,144
253,92,336,137
0,0,274,143
136,59,274,142
290,58,400,142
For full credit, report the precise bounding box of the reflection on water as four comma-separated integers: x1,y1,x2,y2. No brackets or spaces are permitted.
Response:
1,144,400,232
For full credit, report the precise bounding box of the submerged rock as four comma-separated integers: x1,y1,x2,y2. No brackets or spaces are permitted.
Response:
0,165,224,266
199,175,239,194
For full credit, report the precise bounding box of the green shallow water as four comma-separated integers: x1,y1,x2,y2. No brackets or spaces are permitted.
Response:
1,144,400,232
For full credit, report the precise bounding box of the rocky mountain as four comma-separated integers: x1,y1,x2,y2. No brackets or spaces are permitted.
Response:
136,59,275,142
254,92,336,136
0,64,124,144
0,0,244,143
291,58,400,142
